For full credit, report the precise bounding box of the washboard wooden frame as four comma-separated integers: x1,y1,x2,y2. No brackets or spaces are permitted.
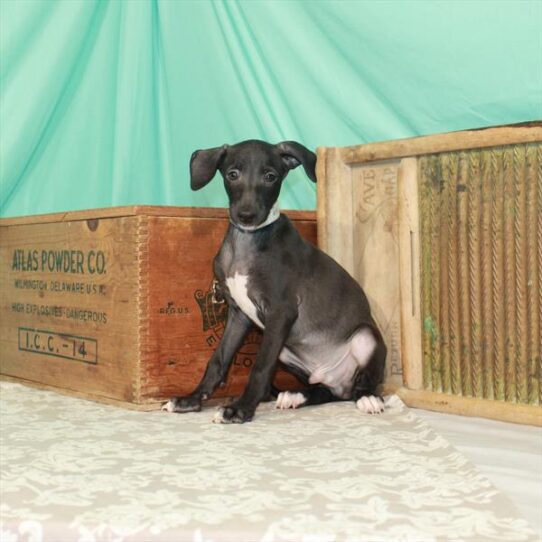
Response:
317,123,542,426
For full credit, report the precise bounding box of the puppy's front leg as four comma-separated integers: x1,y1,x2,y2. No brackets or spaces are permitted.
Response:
214,309,297,423
165,307,252,413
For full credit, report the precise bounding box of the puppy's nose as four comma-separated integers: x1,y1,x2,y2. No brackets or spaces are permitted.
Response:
238,211,256,225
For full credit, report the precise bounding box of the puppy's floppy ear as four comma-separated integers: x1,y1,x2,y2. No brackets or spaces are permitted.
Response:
277,141,317,183
190,145,228,190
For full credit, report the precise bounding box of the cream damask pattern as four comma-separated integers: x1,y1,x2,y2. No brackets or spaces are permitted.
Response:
0,382,536,542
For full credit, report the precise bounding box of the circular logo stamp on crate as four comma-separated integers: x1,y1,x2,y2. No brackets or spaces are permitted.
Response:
194,280,260,368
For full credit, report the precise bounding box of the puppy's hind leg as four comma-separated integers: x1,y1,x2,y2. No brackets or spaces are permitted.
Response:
275,385,341,410
351,327,387,414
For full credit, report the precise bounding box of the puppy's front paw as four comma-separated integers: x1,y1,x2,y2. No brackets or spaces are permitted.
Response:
356,395,385,414
162,395,202,413
212,405,254,424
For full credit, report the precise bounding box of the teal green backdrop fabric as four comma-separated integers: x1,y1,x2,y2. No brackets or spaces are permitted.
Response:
1,0,541,217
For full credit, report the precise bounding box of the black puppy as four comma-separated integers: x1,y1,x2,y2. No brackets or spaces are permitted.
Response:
164,140,386,423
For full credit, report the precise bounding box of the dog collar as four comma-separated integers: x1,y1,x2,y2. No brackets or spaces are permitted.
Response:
229,201,280,232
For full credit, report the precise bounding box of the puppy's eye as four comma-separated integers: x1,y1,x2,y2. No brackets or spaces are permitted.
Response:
264,171,278,183
226,170,240,181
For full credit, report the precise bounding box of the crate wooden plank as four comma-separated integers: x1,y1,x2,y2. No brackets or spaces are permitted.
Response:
1,207,316,407
0,206,233,226
140,215,309,400
0,217,140,402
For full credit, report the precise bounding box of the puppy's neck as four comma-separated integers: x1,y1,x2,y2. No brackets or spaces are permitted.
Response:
229,201,280,232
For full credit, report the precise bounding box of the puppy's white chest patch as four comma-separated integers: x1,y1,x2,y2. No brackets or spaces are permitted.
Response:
225,273,263,328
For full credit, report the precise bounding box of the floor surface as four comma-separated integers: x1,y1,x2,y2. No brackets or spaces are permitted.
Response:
415,408,542,540
1,382,540,542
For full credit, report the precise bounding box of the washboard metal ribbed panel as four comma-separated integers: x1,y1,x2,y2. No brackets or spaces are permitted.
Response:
419,144,541,406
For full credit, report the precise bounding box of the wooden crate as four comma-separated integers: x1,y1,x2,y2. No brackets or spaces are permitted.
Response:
0,206,315,409
317,123,542,426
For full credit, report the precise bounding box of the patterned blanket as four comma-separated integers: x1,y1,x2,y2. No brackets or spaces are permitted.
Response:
0,382,536,542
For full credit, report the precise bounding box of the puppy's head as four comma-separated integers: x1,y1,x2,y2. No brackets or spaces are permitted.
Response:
190,140,316,229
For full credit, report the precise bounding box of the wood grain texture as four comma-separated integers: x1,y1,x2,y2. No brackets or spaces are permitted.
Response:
397,387,542,427
0,217,140,402
319,126,541,423
1,207,317,405
319,147,355,275
351,160,403,386
397,158,423,390
316,146,328,253
141,214,314,401
339,123,542,165
0,206,316,227
136,215,150,403
318,152,404,386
